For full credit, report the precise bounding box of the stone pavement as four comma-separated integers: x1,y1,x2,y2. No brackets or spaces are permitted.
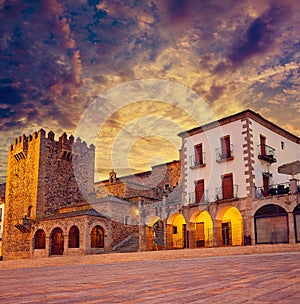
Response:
0,249,300,303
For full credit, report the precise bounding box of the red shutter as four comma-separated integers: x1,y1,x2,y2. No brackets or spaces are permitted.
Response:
221,136,231,158
263,174,269,196
195,180,205,203
195,144,203,165
222,174,233,199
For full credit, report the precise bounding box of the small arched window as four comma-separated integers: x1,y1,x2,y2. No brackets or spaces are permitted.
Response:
91,225,104,248
34,229,46,249
68,225,80,248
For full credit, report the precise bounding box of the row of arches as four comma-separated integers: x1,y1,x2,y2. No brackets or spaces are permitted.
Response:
147,204,300,250
33,225,105,255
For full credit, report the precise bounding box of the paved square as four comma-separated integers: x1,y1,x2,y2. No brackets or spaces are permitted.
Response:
0,251,300,303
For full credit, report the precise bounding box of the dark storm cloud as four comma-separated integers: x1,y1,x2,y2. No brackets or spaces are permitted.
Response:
0,0,86,131
228,3,291,65
0,82,23,105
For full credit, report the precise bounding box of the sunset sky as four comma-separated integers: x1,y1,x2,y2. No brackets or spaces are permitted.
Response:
0,0,299,182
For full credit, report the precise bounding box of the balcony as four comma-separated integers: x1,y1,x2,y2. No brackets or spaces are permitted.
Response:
215,184,238,200
189,153,206,169
258,144,277,163
188,190,209,206
215,145,234,162
255,181,300,198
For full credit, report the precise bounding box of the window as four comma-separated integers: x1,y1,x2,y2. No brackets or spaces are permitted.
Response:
124,216,130,225
260,135,266,156
263,173,270,196
68,225,80,248
221,136,231,159
27,206,32,218
222,173,233,199
281,141,285,150
195,144,204,165
34,229,46,249
91,225,104,248
195,179,205,204
173,226,177,234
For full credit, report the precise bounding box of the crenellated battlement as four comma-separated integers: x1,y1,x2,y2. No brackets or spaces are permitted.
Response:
9,129,95,156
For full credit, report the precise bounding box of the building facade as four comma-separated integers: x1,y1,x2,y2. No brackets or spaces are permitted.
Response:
141,110,300,251
2,110,300,259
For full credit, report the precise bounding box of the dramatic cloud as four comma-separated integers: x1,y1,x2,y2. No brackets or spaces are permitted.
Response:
0,0,299,182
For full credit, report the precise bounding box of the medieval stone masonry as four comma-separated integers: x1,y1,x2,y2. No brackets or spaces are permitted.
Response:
1,109,300,260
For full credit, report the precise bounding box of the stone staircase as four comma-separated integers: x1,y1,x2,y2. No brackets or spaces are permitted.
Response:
113,234,139,253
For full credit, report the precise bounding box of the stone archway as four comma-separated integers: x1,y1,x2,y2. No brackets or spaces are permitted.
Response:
167,213,187,249
145,215,164,251
254,204,288,244
189,210,213,248
50,227,64,255
216,206,243,246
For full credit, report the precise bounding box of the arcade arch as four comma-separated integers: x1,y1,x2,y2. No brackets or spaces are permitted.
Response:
216,206,243,246
254,204,288,244
167,213,187,249
145,215,164,250
189,210,213,248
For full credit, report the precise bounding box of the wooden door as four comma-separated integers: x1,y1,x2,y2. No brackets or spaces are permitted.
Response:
222,174,233,199
195,180,205,203
51,227,64,255
221,136,231,158
195,144,203,165
260,135,266,155
196,222,205,247
222,222,232,245
263,174,269,196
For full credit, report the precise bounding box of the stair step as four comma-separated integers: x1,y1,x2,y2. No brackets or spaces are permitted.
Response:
113,235,139,253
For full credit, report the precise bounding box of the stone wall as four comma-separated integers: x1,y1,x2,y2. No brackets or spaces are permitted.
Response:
37,131,95,216
92,199,139,225
31,213,138,257
95,160,181,200
2,130,95,260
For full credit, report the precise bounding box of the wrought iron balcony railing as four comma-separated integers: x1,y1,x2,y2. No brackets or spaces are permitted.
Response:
189,153,206,168
188,190,209,205
255,182,291,198
215,145,234,162
257,144,277,163
215,184,238,200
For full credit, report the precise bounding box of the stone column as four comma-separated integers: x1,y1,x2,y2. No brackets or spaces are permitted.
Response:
213,219,221,247
290,179,298,194
46,236,50,256
64,234,68,256
288,212,295,244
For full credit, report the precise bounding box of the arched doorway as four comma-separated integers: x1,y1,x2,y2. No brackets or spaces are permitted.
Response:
68,225,80,248
50,227,64,255
145,216,164,250
216,206,243,246
167,213,187,249
189,211,213,248
91,225,104,248
254,204,288,244
34,229,46,249
294,205,300,243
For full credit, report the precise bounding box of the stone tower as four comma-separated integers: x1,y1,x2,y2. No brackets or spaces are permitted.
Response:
2,129,95,259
